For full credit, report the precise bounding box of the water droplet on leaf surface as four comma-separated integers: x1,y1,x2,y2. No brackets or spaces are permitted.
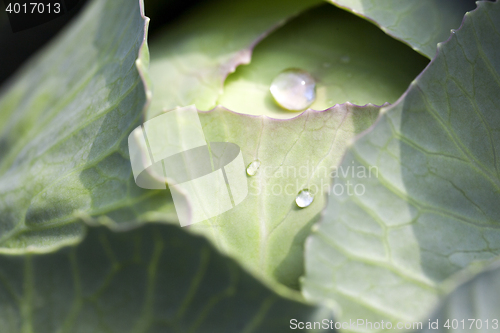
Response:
246,160,261,176
270,69,316,111
296,189,314,208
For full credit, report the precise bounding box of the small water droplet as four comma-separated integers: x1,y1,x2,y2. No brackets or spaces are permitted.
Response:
327,99,334,105
246,160,261,176
340,55,350,63
270,69,316,111
296,189,314,208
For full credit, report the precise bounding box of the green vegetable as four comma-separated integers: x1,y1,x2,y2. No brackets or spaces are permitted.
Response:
0,0,498,331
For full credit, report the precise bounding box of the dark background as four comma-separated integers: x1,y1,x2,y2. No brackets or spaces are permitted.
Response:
0,0,204,88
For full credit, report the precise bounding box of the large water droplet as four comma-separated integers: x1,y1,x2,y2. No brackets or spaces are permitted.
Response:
270,69,316,111
246,160,261,176
295,189,314,208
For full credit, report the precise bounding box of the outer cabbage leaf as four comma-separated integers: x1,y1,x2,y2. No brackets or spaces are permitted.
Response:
326,0,477,59
303,1,500,330
0,222,331,332
0,0,176,250
218,5,428,119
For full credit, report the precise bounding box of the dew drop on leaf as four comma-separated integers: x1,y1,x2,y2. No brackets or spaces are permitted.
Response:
246,160,261,176
270,68,316,111
295,189,314,208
